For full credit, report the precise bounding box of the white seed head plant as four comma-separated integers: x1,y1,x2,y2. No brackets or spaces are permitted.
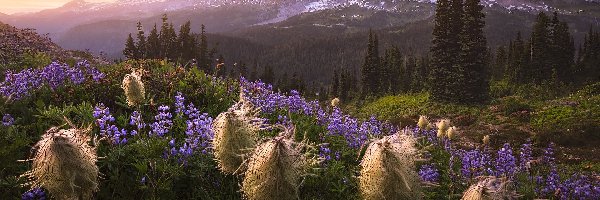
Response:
437,119,450,133
121,69,145,107
447,126,457,140
21,126,99,200
331,97,340,107
358,130,422,200
417,115,429,130
212,93,264,174
482,135,490,145
241,126,309,200
461,176,520,200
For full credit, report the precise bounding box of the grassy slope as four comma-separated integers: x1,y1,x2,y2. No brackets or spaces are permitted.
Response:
353,82,600,166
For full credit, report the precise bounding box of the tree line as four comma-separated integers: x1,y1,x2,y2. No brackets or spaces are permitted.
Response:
332,1,599,104
123,14,215,73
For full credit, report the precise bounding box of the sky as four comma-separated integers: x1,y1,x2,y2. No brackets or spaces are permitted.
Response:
0,0,115,14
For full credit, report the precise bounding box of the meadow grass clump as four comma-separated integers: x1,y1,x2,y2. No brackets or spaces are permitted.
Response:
121,69,145,107
241,127,309,200
358,130,422,200
212,94,263,174
461,176,519,200
21,126,99,200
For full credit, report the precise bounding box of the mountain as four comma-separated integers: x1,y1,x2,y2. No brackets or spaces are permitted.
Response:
2,0,599,85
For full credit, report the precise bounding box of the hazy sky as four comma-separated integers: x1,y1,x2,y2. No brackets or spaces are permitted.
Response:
0,0,115,14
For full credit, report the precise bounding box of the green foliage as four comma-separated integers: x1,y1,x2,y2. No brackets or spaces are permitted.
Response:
531,84,600,144
358,93,480,126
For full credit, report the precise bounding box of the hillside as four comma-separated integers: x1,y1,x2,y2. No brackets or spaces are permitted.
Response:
0,22,65,65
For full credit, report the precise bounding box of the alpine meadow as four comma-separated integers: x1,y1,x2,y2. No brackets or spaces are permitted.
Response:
2,0,600,199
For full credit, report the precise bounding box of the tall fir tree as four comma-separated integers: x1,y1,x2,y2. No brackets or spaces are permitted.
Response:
178,21,195,61
429,0,464,102
331,68,340,97
530,12,551,83
361,30,381,96
459,0,488,103
158,14,170,59
123,33,137,59
548,12,574,82
147,24,160,59
198,24,210,73
135,22,147,59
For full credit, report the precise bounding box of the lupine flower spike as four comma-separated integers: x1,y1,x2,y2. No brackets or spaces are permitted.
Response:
21,125,99,200
358,129,422,200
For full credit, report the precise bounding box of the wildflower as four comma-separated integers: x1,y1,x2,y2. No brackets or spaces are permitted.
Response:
149,105,172,137
419,164,440,183
358,130,422,200
241,127,309,200
212,95,263,174
174,92,185,115
2,114,14,126
482,135,490,145
21,187,46,200
417,115,429,130
121,70,145,107
495,143,516,177
21,127,99,199
437,119,450,133
461,176,519,200
331,97,340,107
447,126,457,140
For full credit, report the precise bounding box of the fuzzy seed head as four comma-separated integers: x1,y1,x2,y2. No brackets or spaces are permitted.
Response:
461,176,519,200
241,133,308,200
417,115,429,130
331,98,340,107
212,96,263,174
22,127,98,200
437,129,446,139
482,135,490,145
121,70,145,107
358,130,422,200
447,126,457,140
437,119,450,133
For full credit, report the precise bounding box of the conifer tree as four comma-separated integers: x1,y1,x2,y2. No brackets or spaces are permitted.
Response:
123,33,137,59
135,22,147,59
158,14,170,59
331,68,340,97
429,0,463,102
530,12,551,83
147,24,160,59
361,30,381,96
548,12,574,82
178,21,195,61
459,0,488,103
198,24,210,73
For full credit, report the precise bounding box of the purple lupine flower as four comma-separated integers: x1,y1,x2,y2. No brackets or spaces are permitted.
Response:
21,187,46,200
2,114,14,126
419,164,440,183
519,141,533,171
174,92,185,115
495,143,517,177
129,111,146,130
149,105,173,137
461,149,492,179
542,167,561,197
319,143,332,161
